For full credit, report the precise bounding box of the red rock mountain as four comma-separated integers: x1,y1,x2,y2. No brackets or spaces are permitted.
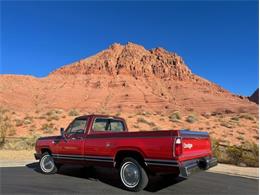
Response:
0,42,258,115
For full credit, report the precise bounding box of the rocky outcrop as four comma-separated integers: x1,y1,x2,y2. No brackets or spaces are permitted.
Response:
249,88,259,104
50,42,194,81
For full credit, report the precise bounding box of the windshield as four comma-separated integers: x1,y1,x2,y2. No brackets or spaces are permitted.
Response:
65,118,88,134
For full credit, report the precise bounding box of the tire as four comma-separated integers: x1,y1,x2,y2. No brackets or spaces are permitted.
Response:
39,152,58,174
119,157,148,192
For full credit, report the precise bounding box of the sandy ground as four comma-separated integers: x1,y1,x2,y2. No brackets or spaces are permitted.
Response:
0,150,258,179
207,163,259,179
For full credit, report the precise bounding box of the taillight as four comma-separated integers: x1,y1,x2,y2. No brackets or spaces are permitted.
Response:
174,137,183,157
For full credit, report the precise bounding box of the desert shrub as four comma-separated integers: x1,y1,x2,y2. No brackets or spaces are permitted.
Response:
225,145,243,164
201,112,211,119
115,112,121,117
41,123,56,133
152,126,161,131
169,112,181,122
8,127,16,136
1,135,40,150
68,109,79,116
239,113,255,121
220,121,233,128
23,116,33,125
47,115,59,121
230,116,240,121
142,111,151,116
45,110,61,121
186,115,197,123
212,139,259,167
137,117,156,127
133,124,139,129
23,119,32,125
14,119,23,127
0,112,13,144
38,115,46,120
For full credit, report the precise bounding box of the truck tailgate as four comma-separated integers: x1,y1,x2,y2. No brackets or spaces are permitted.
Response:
178,130,212,162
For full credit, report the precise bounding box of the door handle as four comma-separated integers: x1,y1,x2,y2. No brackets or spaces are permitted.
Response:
71,137,83,140
106,142,113,148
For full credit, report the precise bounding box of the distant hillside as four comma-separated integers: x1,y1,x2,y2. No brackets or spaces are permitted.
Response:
0,42,258,145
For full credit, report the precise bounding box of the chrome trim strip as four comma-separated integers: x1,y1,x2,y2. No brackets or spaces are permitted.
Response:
144,158,178,164
85,158,113,163
146,162,179,167
52,154,113,162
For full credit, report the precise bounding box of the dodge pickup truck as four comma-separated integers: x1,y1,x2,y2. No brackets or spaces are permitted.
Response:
35,114,217,191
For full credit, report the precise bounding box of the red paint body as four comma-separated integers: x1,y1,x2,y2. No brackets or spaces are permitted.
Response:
35,115,214,175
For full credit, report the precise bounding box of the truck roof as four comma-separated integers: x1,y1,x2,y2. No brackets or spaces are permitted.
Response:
75,114,125,121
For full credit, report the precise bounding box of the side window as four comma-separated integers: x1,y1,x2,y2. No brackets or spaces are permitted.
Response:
92,118,125,132
92,118,108,131
66,119,88,134
109,120,125,132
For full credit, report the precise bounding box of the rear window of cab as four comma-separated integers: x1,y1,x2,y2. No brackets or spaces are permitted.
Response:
92,117,125,132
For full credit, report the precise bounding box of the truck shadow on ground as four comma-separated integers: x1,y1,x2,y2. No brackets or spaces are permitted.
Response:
26,162,186,192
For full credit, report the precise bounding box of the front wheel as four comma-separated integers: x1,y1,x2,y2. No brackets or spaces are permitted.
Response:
39,152,58,174
119,157,148,192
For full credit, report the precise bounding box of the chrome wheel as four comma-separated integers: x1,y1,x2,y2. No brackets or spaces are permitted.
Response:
40,154,55,173
120,162,140,188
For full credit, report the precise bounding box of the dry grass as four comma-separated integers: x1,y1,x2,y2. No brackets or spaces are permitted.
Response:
0,107,15,144
0,150,35,161
137,117,156,127
239,113,255,121
1,135,39,150
212,139,259,167
68,109,79,116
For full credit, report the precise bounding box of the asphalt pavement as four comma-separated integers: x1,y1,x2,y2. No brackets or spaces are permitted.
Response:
0,163,258,195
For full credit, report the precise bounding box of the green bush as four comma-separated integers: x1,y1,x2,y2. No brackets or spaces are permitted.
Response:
186,115,197,123
212,139,259,167
169,112,181,122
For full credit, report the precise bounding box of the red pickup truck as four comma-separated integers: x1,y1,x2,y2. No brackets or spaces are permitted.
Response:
35,114,217,191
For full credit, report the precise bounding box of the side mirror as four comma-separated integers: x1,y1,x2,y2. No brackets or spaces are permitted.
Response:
60,127,65,137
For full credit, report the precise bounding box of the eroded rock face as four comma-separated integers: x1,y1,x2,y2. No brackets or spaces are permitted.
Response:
50,42,193,81
249,88,259,104
0,42,258,116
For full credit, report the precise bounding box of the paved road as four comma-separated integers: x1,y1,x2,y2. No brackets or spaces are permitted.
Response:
0,163,258,195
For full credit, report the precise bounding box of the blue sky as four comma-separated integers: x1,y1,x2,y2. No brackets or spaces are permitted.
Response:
1,1,258,96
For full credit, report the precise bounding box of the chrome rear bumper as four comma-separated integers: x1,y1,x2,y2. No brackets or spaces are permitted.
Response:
179,157,218,177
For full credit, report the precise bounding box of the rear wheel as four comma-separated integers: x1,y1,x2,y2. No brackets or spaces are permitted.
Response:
39,152,58,174
119,157,148,192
